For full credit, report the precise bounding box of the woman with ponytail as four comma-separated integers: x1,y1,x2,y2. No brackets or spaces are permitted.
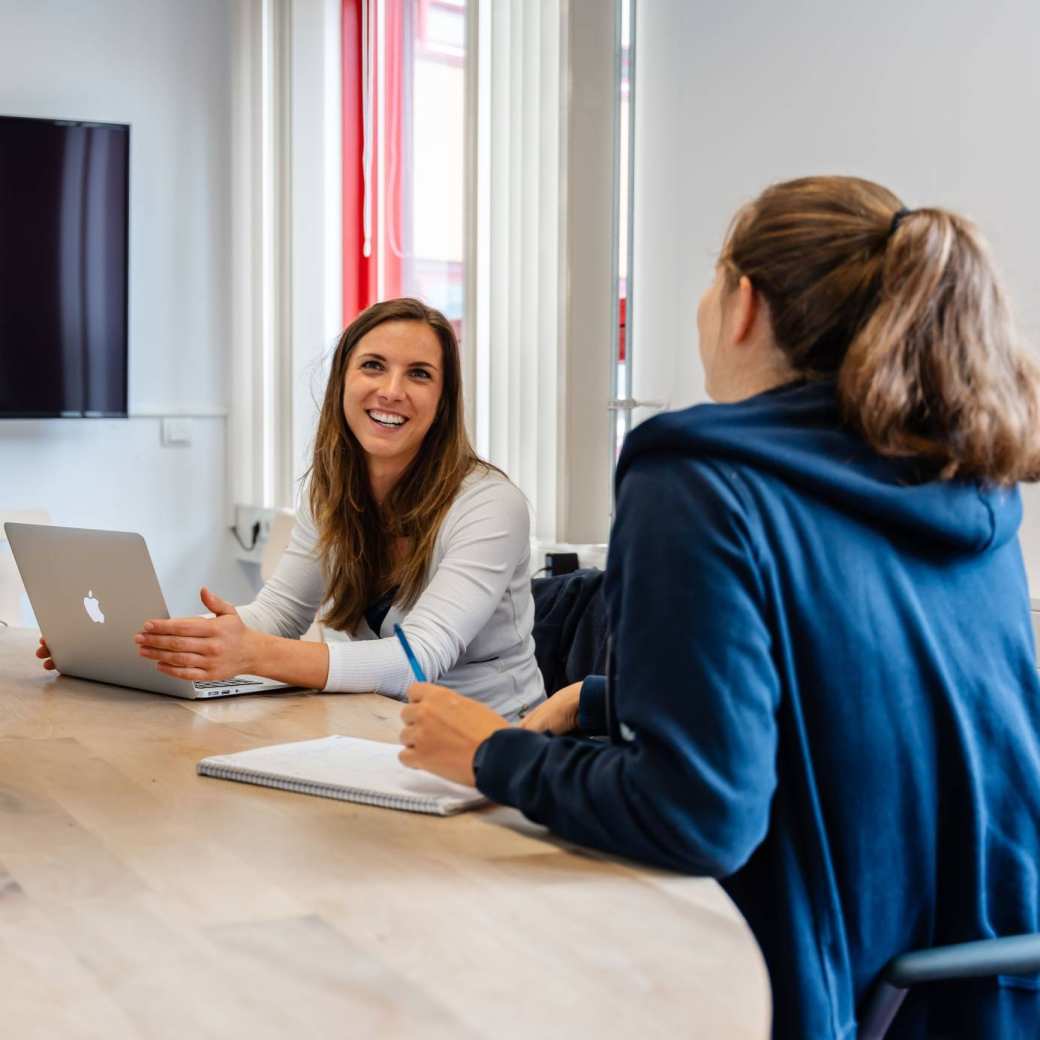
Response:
401,178,1040,1037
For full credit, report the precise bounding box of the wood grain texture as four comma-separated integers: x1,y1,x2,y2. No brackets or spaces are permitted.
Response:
0,628,770,1039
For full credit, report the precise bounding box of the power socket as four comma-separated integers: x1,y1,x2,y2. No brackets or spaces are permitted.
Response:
160,417,193,446
233,504,277,553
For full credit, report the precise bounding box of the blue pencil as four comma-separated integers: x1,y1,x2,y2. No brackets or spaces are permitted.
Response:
394,624,427,682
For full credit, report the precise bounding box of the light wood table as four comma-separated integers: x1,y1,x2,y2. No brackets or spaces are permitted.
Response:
0,628,770,1039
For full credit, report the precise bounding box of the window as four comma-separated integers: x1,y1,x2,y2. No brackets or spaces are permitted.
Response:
612,0,635,465
342,0,468,337
338,0,622,545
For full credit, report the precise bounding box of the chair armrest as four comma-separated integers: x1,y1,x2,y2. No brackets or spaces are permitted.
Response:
884,934,1040,987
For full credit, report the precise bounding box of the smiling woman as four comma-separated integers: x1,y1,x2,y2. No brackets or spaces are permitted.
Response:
119,298,546,719
341,322,443,484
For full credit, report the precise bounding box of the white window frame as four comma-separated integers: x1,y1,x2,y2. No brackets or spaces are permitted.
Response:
229,0,342,517
464,0,622,546
231,0,627,551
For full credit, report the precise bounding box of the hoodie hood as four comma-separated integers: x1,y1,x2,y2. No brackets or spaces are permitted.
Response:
617,380,1021,556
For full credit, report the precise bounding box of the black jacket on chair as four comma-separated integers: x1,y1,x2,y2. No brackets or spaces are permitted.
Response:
531,568,607,697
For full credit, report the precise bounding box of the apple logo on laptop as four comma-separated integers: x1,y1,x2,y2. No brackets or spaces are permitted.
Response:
83,590,105,624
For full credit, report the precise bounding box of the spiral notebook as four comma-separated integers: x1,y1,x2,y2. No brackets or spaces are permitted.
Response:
197,734,487,816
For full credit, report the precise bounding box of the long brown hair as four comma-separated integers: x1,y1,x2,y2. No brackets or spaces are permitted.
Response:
721,175,1040,484
308,298,491,633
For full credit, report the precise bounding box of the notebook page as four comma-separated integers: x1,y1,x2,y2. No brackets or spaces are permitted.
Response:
199,734,486,813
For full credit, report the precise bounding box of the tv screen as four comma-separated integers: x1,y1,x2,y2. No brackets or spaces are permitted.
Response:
0,115,129,418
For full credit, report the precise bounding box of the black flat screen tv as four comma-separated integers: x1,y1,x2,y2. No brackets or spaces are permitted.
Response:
0,114,129,418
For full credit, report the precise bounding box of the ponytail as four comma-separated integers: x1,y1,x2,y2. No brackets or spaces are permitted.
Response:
840,208,1040,482
724,176,1040,484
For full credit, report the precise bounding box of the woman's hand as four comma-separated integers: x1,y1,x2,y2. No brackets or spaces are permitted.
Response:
135,587,261,682
399,683,509,786
35,637,57,671
519,680,583,734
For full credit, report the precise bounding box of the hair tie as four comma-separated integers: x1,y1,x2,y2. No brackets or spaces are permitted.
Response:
888,208,913,238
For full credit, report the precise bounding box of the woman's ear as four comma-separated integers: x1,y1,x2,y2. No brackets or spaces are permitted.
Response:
732,275,758,344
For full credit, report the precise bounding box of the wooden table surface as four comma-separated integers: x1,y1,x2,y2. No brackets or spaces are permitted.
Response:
0,627,770,1039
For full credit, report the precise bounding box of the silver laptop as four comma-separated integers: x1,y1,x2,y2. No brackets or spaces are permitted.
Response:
5,522,294,700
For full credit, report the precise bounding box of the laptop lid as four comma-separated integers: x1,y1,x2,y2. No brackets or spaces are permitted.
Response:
5,522,198,698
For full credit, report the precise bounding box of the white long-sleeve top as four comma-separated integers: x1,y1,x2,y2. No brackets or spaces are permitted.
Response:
237,469,546,720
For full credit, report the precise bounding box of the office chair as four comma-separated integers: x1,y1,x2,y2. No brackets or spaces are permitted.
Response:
859,933,1040,1039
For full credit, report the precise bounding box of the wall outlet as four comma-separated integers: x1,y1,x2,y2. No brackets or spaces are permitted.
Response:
233,504,277,555
161,417,193,446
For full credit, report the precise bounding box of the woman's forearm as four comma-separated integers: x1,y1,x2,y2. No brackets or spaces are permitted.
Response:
247,630,331,690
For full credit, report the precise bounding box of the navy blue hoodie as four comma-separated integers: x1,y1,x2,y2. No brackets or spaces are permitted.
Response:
474,380,1040,1038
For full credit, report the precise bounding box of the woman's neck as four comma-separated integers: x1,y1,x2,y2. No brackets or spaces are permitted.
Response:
367,454,413,507
725,365,798,403
709,341,798,404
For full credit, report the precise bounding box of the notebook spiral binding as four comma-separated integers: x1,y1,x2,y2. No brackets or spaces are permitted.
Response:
197,763,460,816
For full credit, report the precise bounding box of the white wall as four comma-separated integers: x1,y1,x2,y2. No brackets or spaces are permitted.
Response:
632,0,1040,588
0,0,257,618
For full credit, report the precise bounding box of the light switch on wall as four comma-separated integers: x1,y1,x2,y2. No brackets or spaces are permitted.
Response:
161,417,193,446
